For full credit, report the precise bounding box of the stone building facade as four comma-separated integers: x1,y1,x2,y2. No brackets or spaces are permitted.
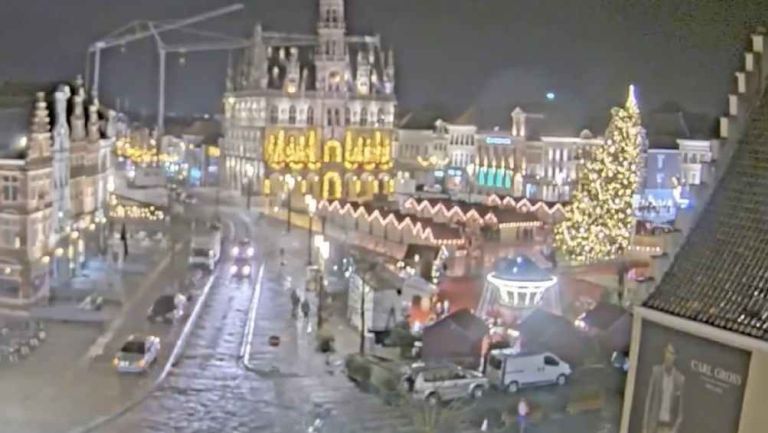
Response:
222,0,397,203
394,108,603,203
0,78,115,305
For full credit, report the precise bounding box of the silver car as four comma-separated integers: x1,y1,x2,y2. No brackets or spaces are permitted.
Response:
404,363,488,404
113,335,160,373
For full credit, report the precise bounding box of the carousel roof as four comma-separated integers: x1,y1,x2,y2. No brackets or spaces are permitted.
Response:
491,255,553,282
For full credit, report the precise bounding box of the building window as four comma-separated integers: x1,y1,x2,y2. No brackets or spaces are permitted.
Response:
327,109,333,126
377,108,385,126
288,105,297,125
360,108,368,127
269,105,278,124
345,107,351,125
656,173,664,186
334,108,341,126
2,176,19,202
0,218,17,248
307,106,314,125
657,154,665,169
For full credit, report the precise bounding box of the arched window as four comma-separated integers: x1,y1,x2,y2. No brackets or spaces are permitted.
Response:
288,105,297,125
377,108,385,126
360,108,368,127
269,105,278,124
345,107,351,125
331,9,338,24
327,109,333,126
307,106,314,125
334,108,341,126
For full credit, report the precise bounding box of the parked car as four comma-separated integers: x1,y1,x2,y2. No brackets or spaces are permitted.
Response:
231,238,255,259
147,294,187,323
113,335,160,373
486,349,572,393
403,362,488,404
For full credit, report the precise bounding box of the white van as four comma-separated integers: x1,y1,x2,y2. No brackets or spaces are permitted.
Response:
486,349,572,393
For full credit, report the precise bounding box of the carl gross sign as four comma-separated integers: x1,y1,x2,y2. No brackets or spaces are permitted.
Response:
627,320,751,433
690,359,743,387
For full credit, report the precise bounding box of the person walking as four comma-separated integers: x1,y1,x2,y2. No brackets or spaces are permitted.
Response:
290,289,300,318
120,223,129,257
301,297,311,320
517,398,530,433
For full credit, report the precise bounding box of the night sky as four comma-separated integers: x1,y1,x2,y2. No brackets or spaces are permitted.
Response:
0,0,766,131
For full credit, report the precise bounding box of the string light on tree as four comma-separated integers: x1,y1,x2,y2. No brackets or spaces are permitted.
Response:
554,85,643,263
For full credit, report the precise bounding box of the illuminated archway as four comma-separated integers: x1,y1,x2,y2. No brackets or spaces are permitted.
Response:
361,173,377,197
378,173,392,194
323,139,343,163
322,172,342,199
268,173,283,197
344,173,359,199
307,173,321,197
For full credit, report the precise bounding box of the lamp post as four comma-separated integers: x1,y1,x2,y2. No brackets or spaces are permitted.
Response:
304,194,317,265
466,163,476,203
284,174,296,233
244,163,255,210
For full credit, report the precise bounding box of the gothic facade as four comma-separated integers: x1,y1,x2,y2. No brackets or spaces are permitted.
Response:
221,0,397,202
0,77,114,305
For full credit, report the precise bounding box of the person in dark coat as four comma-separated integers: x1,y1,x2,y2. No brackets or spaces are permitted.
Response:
120,223,128,257
290,289,300,318
301,298,310,320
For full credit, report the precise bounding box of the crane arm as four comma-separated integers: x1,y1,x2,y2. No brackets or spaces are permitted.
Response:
163,40,250,53
89,3,243,51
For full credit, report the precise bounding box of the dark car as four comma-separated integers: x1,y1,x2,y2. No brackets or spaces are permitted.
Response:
147,294,186,323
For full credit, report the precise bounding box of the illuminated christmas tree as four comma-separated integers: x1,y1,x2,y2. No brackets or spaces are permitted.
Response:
555,85,643,263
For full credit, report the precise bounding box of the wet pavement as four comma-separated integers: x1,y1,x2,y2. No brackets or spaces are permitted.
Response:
98,210,414,433
88,196,624,433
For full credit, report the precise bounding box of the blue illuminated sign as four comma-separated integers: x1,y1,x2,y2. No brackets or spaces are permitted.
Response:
485,136,512,145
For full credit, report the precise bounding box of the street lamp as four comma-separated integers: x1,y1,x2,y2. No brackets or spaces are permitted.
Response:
284,174,296,233
305,194,317,265
466,163,476,203
244,163,255,210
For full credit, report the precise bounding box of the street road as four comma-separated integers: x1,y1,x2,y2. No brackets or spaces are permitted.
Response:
91,193,623,433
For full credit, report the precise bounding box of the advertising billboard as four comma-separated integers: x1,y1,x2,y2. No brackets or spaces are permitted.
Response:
628,320,751,433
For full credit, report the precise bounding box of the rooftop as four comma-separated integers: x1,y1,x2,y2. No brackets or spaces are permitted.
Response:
491,255,553,282
643,91,768,341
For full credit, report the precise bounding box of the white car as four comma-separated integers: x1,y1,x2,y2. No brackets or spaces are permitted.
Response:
486,349,572,393
113,335,160,373
404,363,489,404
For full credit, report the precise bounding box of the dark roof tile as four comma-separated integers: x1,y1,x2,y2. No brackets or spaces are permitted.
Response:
643,94,768,341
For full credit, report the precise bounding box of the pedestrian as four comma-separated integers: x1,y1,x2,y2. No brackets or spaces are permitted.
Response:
301,297,310,320
120,223,129,257
290,289,300,318
517,398,530,433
